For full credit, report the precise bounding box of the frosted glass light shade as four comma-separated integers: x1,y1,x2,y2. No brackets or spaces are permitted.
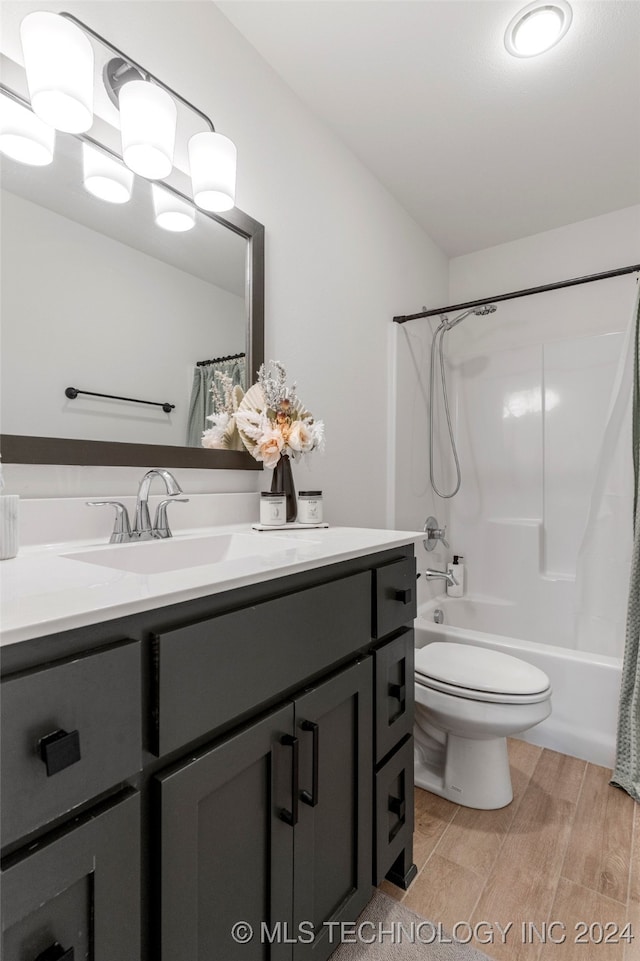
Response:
152,184,195,231
83,143,133,203
20,12,94,133
119,81,177,180
0,94,55,165
188,131,236,212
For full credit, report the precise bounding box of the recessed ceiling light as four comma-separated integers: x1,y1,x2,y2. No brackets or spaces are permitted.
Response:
505,1,572,58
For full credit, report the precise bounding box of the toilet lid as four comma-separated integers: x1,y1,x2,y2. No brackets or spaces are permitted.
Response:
415,642,550,697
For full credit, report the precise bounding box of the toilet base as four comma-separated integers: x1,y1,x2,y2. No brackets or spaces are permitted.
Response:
414,726,514,810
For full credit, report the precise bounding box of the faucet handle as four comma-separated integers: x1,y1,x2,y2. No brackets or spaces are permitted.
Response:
87,501,132,543
423,516,449,551
153,498,189,539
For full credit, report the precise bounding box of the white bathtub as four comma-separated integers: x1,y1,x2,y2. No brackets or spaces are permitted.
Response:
415,597,622,769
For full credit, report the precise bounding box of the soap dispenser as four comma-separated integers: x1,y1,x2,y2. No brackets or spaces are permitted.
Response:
446,555,465,597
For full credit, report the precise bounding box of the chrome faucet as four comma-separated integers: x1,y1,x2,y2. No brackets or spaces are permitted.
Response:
88,468,188,543
134,468,183,537
421,568,458,588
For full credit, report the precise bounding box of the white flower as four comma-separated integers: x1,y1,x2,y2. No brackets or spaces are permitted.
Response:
206,411,230,429
288,420,315,453
256,427,284,468
202,413,230,448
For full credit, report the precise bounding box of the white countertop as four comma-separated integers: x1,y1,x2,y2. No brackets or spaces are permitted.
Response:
0,525,422,647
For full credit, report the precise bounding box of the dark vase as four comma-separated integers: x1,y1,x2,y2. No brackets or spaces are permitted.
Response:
271,453,297,523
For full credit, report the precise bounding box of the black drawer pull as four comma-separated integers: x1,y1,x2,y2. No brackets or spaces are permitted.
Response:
39,729,81,776
300,719,319,807
394,588,413,605
388,795,406,821
388,683,406,701
280,734,299,827
34,943,74,961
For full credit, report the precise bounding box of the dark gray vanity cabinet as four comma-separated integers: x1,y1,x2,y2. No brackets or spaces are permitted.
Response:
1,543,417,961
157,658,372,961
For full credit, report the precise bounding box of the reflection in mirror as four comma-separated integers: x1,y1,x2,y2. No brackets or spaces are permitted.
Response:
1,133,248,450
0,17,263,471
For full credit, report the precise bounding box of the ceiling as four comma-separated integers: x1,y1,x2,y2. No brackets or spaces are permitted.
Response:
218,1,640,257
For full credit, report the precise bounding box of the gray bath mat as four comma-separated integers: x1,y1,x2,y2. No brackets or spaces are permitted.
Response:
329,891,494,961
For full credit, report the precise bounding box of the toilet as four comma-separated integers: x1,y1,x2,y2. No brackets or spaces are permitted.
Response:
414,642,552,810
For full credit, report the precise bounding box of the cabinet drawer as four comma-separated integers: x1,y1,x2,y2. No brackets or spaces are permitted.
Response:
372,556,416,639
1,641,141,848
1,790,140,961
374,629,414,764
374,737,414,885
153,571,371,756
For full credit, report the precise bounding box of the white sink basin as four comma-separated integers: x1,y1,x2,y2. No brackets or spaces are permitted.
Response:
62,532,315,575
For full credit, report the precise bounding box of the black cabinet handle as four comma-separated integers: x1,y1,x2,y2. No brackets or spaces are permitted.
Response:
388,683,406,702
39,730,81,777
279,734,299,827
394,588,412,605
34,943,74,961
300,720,319,808
388,795,406,822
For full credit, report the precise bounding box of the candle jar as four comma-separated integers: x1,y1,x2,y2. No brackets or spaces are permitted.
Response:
260,491,286,526
297,491,323,525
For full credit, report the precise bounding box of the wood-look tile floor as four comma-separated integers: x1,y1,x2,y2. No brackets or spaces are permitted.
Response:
380,740,639,960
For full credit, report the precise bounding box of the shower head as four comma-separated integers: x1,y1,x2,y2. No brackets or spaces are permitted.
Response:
474,304,497,316
440,303,497,330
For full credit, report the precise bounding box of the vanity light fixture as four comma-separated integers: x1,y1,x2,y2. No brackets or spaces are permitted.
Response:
505,0,572,57
189,131,237,213
119,80,177,180
83,143,134,204
1,11,237,211
20,11,94,133
151,184,196,232
0,91,55,165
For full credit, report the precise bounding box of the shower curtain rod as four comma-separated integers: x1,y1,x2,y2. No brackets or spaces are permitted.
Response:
393,263,640,324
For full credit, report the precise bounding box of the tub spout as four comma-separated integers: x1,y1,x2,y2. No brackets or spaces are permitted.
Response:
421,568,458,588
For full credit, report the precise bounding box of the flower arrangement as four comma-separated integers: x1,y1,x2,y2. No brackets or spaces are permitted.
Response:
201,372,245,451
201,361,324,468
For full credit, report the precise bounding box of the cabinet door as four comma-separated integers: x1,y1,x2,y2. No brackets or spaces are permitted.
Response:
293,659,373,961
1,790,140,961
155,704,295,961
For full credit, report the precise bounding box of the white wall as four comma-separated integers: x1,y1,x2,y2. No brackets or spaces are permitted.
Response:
444,206,640,656
1,190,244,447
0,0,447,530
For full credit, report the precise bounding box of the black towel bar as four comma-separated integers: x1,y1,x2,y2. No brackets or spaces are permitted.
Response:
65,387,174,413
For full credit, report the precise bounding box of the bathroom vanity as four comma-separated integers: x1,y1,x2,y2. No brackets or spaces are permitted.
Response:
1,527,417,961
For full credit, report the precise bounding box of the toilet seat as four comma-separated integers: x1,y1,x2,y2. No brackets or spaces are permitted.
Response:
415,642,551,705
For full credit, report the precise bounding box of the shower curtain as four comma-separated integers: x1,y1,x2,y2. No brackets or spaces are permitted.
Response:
574,293,636,658
186,355,246,447
611,286,640,802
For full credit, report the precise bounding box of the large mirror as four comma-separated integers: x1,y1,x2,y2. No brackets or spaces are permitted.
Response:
0,97,263,470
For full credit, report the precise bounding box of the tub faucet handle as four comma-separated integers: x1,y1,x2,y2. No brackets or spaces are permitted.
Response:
423,516,449,551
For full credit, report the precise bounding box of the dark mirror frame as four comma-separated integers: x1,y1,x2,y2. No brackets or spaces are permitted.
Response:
0,205,264,470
